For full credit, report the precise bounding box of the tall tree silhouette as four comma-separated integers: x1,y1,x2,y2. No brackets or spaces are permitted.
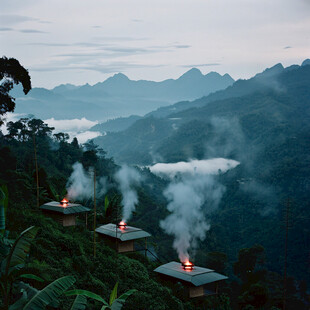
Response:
0,56,31,124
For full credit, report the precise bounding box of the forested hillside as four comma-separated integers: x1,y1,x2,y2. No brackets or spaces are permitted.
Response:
1,116,309,309
93,62,310,294
0,57,309,309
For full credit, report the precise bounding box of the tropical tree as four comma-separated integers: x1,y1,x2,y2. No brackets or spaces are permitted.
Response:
0,57,31,124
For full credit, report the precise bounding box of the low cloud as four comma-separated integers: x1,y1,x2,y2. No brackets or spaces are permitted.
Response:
19,29,48,34
44,117,98,132
0,112,26,135
0,27,14,32
75,131,102,144
0,14,38,25
44,117,101,143
174,44,191,49
0,14,50,26
150,158,240,178
30,61,166,73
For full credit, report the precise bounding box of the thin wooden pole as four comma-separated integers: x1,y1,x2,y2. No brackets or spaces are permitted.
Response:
115,200,118,252
93,169,96,257
283,198,290,310
33,134,39,208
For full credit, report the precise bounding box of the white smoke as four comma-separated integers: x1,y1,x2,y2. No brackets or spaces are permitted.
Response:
66,162,93,200
114,165,142,222
160,173,225,262
66,162,108,200
159,158,240,262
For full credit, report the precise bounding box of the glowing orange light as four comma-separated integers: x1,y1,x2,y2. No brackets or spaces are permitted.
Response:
60,198,69,207
118,221,127,230
182,260,194,271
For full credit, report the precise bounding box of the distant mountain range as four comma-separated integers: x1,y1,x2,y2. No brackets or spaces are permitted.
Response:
11,68,234,121
92,59,310,164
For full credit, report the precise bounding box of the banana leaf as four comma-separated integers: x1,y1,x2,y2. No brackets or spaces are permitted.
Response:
0,186,7,232
4,226,39,276
70,295,87,310
9,289,28,310
109,282,118,305
19,274,44,282
65,289,109,306
23,275,76,310
117,289,137,302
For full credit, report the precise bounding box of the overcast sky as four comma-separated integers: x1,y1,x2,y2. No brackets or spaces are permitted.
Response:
1,0,309,88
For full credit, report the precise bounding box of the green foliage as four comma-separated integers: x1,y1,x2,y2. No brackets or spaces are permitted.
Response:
0,226,39,309
70,295,87,310
0,186,7,232
65,282,136,310
0,56,31,123
234,245,265,283
238,283,269,309
22,276,76,310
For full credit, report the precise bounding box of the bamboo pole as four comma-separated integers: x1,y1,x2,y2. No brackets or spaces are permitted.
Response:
93,169,96,257
33,134,39,208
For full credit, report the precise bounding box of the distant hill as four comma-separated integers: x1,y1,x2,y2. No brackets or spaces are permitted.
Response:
93,61,310,165
11,69,234,121
90,115,142,133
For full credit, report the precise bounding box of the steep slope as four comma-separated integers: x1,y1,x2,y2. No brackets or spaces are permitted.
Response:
94,63,310,165
94,63,310,283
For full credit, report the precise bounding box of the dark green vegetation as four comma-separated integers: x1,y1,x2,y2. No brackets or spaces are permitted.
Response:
0,57,31,125
90,115,142,133
1,58,309,309
93,62,310,303
0,116,309,309
11,68,234,121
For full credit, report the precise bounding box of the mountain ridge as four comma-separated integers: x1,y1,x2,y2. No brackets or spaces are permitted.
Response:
12,68,234,121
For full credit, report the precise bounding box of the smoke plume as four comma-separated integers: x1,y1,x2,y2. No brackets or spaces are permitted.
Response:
115,165,142,222
160,172,225,262
66,162,108,200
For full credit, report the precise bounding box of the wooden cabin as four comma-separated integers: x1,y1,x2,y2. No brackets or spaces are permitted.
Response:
95,223,151,253
154,261,228,298
40,201,90,227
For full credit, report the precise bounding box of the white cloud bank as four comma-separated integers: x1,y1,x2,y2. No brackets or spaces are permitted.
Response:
1,114,102,143
44,117,102,143
150,158,240,178
44,117,98,132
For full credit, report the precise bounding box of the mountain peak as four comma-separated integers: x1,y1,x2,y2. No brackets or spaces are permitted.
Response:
254,63,284,79
111,72,129,81
301,59,310,67
179,68,203,80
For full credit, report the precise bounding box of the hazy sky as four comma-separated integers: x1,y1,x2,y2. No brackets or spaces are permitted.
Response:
1,0,309,88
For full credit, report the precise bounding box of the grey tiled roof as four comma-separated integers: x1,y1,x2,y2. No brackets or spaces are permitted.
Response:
154,261,228,286
96,223,151,241
40,201,90,214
